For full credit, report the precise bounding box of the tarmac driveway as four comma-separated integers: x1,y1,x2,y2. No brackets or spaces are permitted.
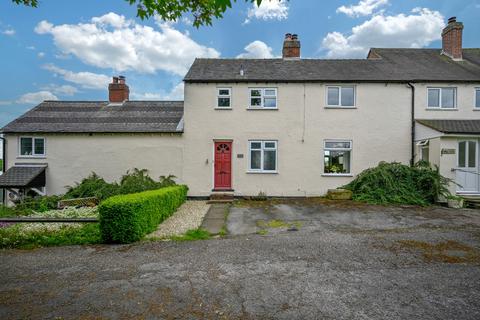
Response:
1,199,480,319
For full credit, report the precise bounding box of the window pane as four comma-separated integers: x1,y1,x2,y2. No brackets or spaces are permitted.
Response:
327,87,339,105
325,141,350,149
251,98,262,106
264,142,276,149
250,142,261,149
250,89,261,97
468,141,476,168
476,89,480,108
341,87,354,106
34,138,45,155
421,147,429,162
264,97,277,108
20,138,32,156
218,89,230,96
264,89,276,96
324,150,350,173
441,88,455,108
218,97,230,107
250,150,261,169
459,141,466,167
263,150,276,171
428,89,440,107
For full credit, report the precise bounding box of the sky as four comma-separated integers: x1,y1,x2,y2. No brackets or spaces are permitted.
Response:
0,0,479,129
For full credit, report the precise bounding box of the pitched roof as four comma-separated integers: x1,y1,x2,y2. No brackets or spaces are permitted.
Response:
416,119,480,134
1,101,184,133
184,49,480,83
0,165,46,188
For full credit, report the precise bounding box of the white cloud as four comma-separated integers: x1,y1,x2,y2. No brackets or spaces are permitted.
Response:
322,8,445,58
131,82,184,100
17,91,58,104
244,0,289,24
26,45,36,50
236,40,275,58
37,52,45,58
2,28,15,36
35,12,220,75
337,0,389,18
43,64,110,90
41,84,78,96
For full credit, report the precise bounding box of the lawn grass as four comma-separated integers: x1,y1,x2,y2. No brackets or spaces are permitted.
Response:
0,223,102,249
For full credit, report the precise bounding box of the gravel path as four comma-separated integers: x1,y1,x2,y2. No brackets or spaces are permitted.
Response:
148,200,210,238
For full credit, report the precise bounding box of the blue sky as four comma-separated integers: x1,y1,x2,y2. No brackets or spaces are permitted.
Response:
0,0,479,128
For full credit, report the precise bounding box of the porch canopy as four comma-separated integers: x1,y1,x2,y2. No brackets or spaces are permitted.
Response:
0,165,46,188
416,119,480,134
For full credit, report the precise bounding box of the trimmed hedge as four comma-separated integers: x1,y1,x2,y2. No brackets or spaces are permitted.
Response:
99,185,188,243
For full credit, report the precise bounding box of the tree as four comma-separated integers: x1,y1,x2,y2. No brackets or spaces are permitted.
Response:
12,0,269,27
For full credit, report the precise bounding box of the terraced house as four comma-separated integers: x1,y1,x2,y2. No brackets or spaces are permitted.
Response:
1,17,480,202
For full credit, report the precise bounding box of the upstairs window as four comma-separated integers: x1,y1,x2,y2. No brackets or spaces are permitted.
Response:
249,88,277,109
475,88,480,109
427,88,456,109
324,140,352,174
249,140,277,172
20,137,45,157
327,86,355,107
217,88,231,108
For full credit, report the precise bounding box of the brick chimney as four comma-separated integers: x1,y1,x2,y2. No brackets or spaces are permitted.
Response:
282,33,300,59
442,16,463,60
108,75,129,103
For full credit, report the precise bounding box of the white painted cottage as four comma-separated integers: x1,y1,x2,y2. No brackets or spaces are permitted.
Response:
1,17,480,202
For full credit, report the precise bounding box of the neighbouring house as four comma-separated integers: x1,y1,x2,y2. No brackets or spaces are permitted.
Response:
1,17,480,203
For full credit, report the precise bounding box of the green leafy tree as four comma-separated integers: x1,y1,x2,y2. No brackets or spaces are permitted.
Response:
12,0,272,27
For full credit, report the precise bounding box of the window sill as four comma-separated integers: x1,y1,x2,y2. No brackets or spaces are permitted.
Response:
325,106,357,109
214,107,232,110
246,107,278,111
246,170,278,174
425,108,458,111
321,173,353,177
473,108,480,111
17,156,46,159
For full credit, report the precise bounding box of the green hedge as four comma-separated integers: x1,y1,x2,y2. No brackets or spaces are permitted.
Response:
99,185,188,243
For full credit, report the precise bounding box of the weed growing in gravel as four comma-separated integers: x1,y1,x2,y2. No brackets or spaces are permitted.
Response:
170,229,211,241
394,240,480,263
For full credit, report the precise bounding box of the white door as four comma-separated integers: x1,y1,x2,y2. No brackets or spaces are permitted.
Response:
456,140,479,193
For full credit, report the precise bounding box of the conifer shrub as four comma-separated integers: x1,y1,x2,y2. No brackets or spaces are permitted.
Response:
343,161,452,205
98,185,188,243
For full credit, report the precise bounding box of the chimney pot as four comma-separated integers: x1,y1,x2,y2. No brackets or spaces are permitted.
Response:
282,33,301,59
109,75,129,103
441,17,463,60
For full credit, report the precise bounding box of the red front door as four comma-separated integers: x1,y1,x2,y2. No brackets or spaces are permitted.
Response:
214,141,232,190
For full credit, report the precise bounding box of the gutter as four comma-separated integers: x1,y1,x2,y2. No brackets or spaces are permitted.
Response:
407,83,415,166
0,135,5,205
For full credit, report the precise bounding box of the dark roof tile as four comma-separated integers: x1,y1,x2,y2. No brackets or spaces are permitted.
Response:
416,119,480,134
184,49,480,82
1,101,184,133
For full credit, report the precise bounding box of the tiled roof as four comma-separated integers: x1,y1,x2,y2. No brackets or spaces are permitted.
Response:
184,49,480,83
0,166,46,188
1,101,184,133
416,119,480,134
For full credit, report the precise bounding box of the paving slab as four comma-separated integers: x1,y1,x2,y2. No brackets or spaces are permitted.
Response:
201,203,229,234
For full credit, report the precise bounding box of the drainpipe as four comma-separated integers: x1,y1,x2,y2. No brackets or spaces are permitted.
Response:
407,82,415,166
0,135,5,205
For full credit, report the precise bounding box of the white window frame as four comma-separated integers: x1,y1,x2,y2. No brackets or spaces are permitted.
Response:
427,87,457,109
216,87,231,109
248,140,278,173
18,136,46,157
475,88,480,109
248,88,278,109
323,140,352,176
326,86,356,108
